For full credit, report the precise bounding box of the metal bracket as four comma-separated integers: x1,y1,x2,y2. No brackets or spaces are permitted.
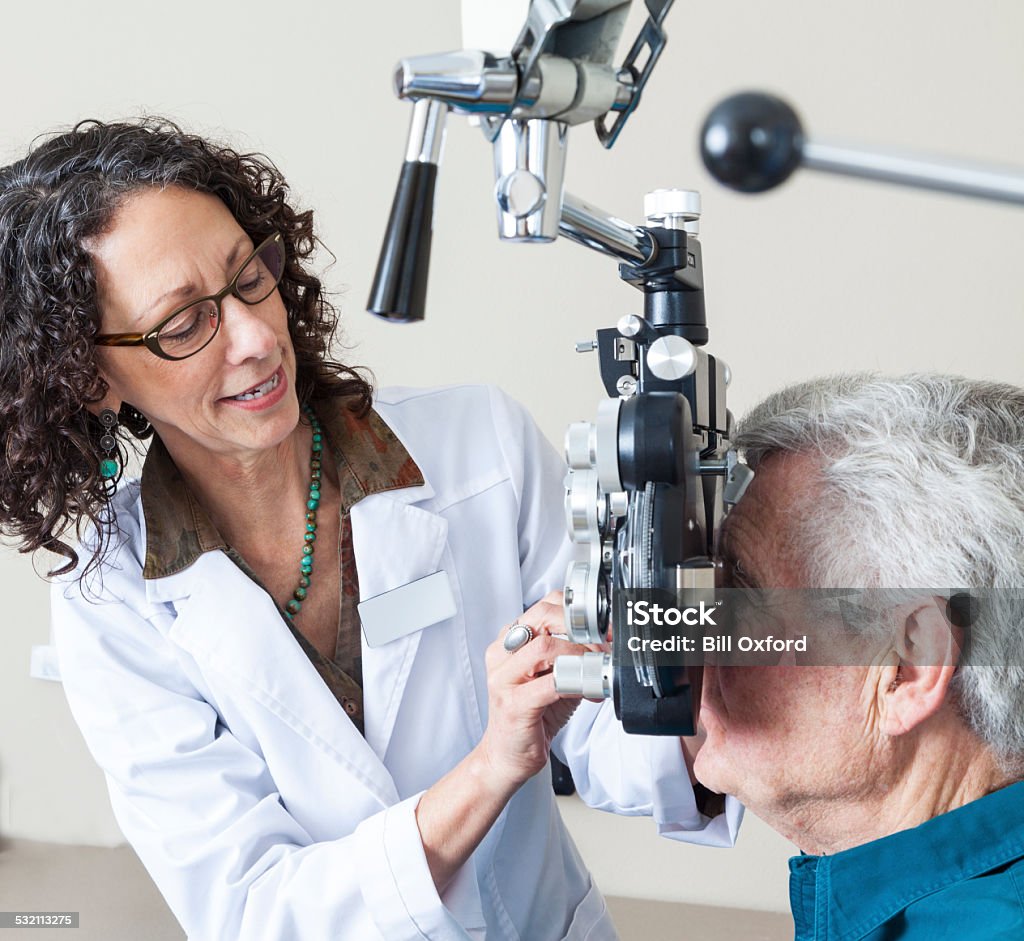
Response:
596,0,673,147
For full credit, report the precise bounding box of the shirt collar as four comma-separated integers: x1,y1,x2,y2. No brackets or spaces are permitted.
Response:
141,397,424,579
789,780,1024,940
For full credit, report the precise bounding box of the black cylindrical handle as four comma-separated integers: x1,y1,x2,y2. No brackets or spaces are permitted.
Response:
367,160,438,322
700,92,804,194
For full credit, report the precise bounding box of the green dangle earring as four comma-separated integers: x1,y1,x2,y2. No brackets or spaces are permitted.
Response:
98,408,120,480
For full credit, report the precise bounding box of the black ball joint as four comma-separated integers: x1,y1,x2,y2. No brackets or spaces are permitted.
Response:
700,92,805,194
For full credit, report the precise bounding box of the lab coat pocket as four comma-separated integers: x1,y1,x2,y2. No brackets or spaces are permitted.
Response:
561,878,617,941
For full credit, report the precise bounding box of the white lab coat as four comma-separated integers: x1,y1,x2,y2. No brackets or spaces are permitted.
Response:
53,384,740,941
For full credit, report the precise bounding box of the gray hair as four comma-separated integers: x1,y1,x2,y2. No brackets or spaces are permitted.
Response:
735,373,1024,772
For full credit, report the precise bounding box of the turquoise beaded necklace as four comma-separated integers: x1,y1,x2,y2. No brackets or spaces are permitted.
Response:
284,403,323,621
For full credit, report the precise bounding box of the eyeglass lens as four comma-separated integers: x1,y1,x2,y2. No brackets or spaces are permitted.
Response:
156,236,286,358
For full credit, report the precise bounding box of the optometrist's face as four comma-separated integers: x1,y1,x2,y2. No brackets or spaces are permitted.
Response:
695,452,879,818
89,186,299,468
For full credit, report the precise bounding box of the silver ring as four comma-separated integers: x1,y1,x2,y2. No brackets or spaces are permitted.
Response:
503,621,534,654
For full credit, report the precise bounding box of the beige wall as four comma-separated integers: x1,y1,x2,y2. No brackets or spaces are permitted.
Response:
2,0,1023,915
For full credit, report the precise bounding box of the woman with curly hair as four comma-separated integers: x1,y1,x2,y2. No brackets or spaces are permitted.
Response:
0,119,730,941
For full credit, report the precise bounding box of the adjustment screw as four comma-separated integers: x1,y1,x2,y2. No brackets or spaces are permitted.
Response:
616,375,637,397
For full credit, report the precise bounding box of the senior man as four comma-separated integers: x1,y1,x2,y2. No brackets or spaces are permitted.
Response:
694,374,1024,940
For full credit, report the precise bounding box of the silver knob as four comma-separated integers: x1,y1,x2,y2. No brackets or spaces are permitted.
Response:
554,652,613,699
617,314,659,347
617,314,647,339
616,375,637,397
644,188,701,234
647,335,698,381
565,421,595,470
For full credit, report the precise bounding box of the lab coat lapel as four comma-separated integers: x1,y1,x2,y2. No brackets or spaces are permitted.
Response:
146,552,400,808
350,488,449,761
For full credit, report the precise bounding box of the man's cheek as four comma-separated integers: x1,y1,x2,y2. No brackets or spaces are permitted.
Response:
719,672,779,724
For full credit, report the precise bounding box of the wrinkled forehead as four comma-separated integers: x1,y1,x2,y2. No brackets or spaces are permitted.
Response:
719,451,823,587
86,188,245,326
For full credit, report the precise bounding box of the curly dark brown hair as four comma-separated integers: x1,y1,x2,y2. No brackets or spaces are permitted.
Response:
0,117,373,579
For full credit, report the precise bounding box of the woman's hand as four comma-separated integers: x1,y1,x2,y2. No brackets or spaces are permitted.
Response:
477,591,587,792
415,591,589,892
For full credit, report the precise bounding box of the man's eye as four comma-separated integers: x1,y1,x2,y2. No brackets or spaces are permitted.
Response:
726,558,748,586
726,559,765,607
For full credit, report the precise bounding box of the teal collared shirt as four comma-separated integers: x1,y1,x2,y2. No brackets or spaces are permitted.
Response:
790,780,1024,939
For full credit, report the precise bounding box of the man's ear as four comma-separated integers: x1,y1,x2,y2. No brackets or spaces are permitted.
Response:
879,598,962,736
